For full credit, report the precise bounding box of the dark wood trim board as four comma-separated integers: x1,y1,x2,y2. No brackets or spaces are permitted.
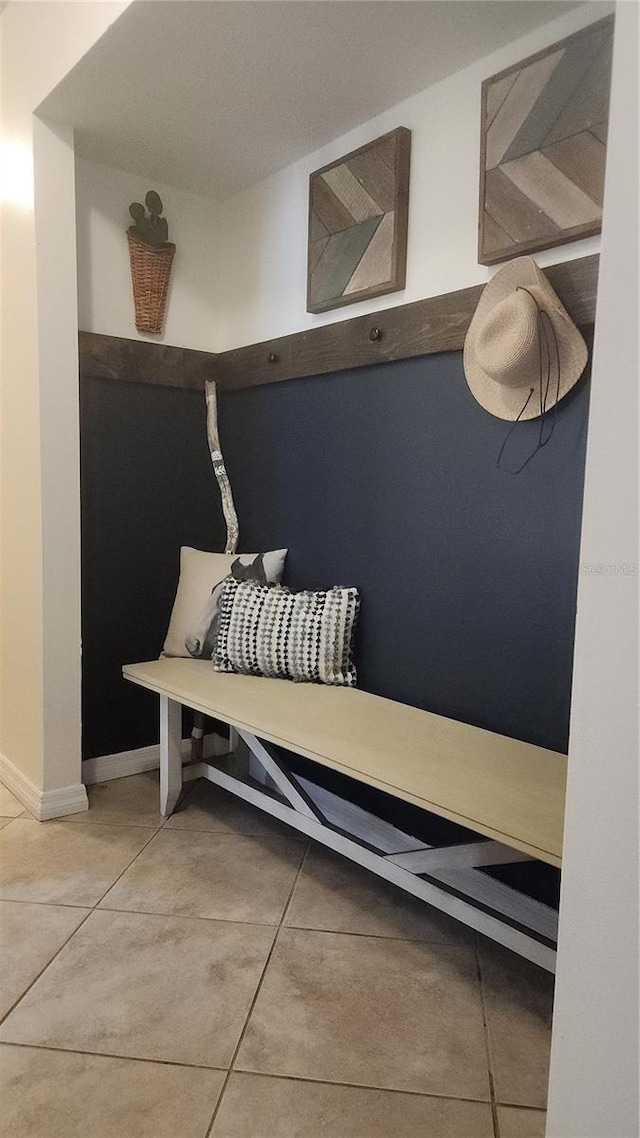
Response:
79,253,598,392
79,331,217,391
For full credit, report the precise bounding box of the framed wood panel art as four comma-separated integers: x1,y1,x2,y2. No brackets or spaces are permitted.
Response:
307,127,411,314
478,15,613,266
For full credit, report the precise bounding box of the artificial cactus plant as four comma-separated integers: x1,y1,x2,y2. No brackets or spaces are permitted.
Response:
128,190,169,247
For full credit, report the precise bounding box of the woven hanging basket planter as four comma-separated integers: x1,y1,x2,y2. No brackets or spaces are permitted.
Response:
127,232,176,334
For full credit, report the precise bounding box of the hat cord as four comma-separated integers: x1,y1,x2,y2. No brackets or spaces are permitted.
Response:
496,287,561,475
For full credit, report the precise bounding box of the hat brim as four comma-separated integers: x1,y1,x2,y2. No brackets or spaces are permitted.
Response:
463,258,588,421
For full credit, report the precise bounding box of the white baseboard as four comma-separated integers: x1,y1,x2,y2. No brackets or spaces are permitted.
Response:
0,751,88,821
0,734,227,818
82,732,227,785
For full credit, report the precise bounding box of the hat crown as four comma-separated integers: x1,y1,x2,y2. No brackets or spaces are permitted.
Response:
463,257,588,421
474,290,540,389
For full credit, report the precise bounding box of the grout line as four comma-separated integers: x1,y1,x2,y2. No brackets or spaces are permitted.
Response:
278,842,310,929
221,1066,497,1105
0,898,93,911
60,775,197,833
95,904,280,929
0,1038,507,1108
0,824,163,1028
3,786,516,1126
89,826,164,909
67,774,198,833
0,1039,227,1072
494,1101,547,1111
0,901,472,946
0,908,95,1029
56,820,165,831
203,840,311,1137
4,809,163,832
476,938,501,1138
278,921,472,948
161,822,301,838
151,828,307,846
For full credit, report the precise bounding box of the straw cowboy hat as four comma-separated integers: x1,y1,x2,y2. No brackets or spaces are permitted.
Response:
463,257,588,421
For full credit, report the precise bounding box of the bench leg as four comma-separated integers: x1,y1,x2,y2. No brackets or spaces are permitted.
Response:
190,711,206,763
160,695,182,816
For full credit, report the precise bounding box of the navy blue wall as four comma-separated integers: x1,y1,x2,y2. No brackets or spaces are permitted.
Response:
80,347,589,764
80,377,225,760
219,349,590,753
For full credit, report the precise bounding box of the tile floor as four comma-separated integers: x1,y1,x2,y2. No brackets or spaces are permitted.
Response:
0,772,553,1137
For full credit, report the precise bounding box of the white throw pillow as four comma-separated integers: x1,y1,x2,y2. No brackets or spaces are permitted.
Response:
162,547,287,658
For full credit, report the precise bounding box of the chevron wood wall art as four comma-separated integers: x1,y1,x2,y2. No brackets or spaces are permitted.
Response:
478,15,613,266
307,127,411,313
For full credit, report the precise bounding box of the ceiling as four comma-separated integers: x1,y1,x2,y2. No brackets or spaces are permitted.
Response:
39,0,582,200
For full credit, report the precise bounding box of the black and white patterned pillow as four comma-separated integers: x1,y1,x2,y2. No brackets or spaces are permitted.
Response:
213,578,360,686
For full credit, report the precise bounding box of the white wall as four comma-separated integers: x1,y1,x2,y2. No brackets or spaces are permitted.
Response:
76,157,221,353
211,1,611,351
546,2,639,1134
0,1,130,813
76,2,612,355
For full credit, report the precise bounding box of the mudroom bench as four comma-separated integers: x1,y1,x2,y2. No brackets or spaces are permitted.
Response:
123,657,566,971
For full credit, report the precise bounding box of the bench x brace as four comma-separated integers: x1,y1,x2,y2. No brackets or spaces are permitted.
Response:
160,694,557,972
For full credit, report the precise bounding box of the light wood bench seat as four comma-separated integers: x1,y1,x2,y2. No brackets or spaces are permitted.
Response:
123,657,567,969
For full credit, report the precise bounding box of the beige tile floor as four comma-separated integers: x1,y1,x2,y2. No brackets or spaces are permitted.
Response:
0,773,553,1137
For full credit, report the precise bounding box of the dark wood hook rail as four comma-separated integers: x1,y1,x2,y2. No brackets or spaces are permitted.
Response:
79,254,599,393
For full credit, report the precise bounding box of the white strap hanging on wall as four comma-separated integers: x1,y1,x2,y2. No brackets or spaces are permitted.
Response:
205,379,239,555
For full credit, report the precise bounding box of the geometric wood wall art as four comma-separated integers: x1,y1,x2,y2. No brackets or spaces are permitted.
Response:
307,127,411,313
478,15,613,266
